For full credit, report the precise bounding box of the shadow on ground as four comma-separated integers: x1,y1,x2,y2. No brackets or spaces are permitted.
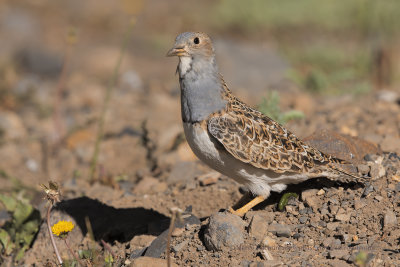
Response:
55,197,170,243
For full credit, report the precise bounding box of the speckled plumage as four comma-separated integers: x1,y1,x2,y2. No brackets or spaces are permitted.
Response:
168,32,364,215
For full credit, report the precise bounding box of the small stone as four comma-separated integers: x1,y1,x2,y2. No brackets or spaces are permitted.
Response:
268,223,291,237
357,164,370,175
329,205,339,215
328,250,348,259
327,222,339,231
198,172,221,186
354,199,366,210
396,183,400,192
26,158,38,172
317,189,325,196
262,236,277,247
362,184,374,197
260,248,274,260
248,214,268,240
171,227,185,237
133,176,167,194
353,235,359,242
335,212,350,222
204,212,246,251
172,240,189,253
299,216,308,224
322,237,334,248
301,189,319,211
374,195,383,202
392,175,400,182
130,256,178,267
384,210,397,229
369,164,386,180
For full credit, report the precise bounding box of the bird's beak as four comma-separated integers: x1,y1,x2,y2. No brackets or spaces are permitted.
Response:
166,45,187,57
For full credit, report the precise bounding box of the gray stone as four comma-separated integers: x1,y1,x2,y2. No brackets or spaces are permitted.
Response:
383,210,397,229
248,214,268,240
268,223,291,237
204,212,246,251
299,216,308,224
362,184,374,197
172,240,189,253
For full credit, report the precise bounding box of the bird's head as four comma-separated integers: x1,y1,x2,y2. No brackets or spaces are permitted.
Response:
167,32,214,59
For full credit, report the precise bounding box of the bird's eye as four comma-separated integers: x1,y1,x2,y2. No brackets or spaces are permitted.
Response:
193,37,200,44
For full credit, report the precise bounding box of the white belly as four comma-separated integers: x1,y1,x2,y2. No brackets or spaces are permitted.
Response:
183,122,310,197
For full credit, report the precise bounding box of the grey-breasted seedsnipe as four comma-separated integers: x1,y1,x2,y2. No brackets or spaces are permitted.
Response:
167,32,364,216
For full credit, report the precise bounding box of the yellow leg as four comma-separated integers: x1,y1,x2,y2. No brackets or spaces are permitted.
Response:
229,195,266,217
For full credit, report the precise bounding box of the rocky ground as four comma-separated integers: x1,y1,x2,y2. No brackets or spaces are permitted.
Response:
1,1,400,266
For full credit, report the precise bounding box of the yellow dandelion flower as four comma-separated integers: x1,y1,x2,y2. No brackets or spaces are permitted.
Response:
51,220,75,237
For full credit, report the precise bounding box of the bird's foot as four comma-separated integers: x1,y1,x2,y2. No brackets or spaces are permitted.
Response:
228,195,266,217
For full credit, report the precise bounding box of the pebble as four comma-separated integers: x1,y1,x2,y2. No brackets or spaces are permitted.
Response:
322,237,334,248
396,182,400,192
335,212,351,222
248,214,269,240
369,163,386,180
129,256,178,267
299,216,308,224
383,210,397,229
327,222,339,231
171,227,185,237
204,212,245,251
354,199,366,210
198,172,221,186
328,250,349,260
260,248,274,260
132,176,167,194
362,184,374,197
357,164,370,175
317,189,325,196
268,223,291,237
301,189,319,211
262,236,277,247
172,239,189,253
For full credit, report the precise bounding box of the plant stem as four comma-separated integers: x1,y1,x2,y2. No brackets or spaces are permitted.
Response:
64,238,83,266
166,211,176,267
46,204,63,265
89,18,135,183
101,239,117,260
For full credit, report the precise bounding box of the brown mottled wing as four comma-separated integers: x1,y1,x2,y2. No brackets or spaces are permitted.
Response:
208,110,330,174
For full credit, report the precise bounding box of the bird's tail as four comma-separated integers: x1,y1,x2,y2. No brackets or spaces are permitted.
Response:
327,162,368,183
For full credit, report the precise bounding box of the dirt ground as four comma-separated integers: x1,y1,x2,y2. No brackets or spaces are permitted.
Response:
0,1,400,266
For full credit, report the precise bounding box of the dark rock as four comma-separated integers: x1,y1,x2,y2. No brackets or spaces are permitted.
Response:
268,223,291,237
204,212,246,251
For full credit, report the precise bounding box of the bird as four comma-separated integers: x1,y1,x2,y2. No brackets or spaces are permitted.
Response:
167,32,364,217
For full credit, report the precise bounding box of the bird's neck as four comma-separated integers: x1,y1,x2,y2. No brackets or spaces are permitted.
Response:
178,56,227,123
